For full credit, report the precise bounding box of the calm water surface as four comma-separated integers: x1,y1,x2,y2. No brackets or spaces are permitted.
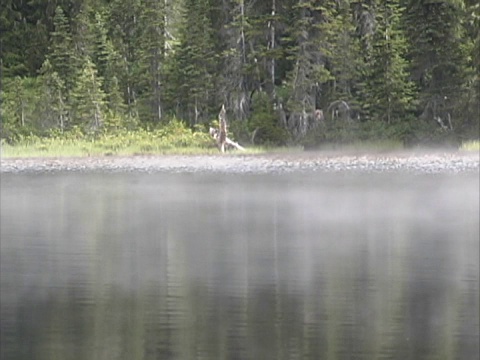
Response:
1,171,479,359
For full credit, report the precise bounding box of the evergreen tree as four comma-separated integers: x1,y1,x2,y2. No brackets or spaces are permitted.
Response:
364,0,415,125
404,0,471,130
0,0,478,143
107,75,126,116
39,59,68,132
135,0,166,123
3,77,28,128
165,0,217,124
283,0,333,139
88,11,126,116
324,1,364,105
107,0,143,118
0,0,51,76
459,0,479,135
69,57,106,131
245,0,287,99
218,0,252,122
47,6,78,93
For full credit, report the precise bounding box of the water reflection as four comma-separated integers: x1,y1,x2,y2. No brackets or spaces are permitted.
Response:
1,172,479,359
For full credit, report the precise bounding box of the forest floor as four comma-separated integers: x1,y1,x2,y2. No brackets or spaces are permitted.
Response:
1,149,478,174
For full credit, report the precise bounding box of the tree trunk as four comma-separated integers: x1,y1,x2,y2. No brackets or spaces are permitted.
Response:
269,0,276,100
210,105,245,152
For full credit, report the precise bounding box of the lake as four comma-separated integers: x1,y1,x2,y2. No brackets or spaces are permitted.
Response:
1,170,479,359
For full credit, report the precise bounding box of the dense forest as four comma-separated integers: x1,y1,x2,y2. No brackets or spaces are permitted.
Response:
1,0,479,147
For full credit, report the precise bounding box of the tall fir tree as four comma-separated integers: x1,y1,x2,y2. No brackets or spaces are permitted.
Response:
244,0,287,99
69,57,106,131
135,0,166,123
283,0,334,139
464,0,480,135
404,0,471,130
324,1,364,106
47,6,78,94
218,0,252,122
364,0,415,125
39,59,68,131
107,0,143,118
165,0,217,124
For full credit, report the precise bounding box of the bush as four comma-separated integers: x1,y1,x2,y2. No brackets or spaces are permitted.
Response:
1,118,216,157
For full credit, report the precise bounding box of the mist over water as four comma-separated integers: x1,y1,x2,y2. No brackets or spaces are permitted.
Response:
1,171,479,359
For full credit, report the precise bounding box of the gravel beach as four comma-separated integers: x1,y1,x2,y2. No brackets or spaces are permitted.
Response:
1,150,479,174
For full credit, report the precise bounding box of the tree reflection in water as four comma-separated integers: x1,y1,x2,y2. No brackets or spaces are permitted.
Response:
1,172,478,359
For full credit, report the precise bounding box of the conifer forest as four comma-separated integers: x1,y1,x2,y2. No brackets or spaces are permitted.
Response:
1,0,479,147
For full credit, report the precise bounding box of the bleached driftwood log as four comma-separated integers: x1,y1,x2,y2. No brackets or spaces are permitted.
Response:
209,105,245,152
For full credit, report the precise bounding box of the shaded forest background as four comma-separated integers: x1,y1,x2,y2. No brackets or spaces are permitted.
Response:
1,0,479,147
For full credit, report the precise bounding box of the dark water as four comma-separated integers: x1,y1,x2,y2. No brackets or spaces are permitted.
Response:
1,172,478,360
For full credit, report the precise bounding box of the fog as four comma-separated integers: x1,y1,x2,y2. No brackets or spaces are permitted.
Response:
1,171,479,359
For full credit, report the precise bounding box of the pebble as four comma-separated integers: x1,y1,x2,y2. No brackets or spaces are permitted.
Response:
0,152,479,175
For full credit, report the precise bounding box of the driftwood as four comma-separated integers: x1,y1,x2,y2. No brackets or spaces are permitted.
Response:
209,128,246,152
209,105,245,152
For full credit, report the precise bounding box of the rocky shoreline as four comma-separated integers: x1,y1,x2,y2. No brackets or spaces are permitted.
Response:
1,151,479,174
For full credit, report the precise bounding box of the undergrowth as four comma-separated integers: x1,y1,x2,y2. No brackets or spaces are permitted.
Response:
460,140,480,152
1,120,228,158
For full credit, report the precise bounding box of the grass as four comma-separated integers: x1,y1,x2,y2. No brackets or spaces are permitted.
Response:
0,131,266,158
460,140,480,152
0,139,251,158
1,141,218,158
3,123,475,159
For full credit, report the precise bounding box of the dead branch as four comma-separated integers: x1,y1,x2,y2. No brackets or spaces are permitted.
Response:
327,100,351,122
210,104,245,152
218,104,227,152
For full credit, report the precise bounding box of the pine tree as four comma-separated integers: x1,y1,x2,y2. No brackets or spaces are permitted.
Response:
0,0,51,77
88,11,126,118
48,6,78,93
325,1,364,105
283,0,334,139
464,0,480,135
107,0,143,119
364,0,415,125
69,57,106,131
135,0,166,123
165,0,217,124
404,0,471,130
218,0,251,122
244,0,287,99
39,59,68,131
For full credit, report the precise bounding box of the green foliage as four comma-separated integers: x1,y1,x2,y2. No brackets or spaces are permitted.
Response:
363,0,416,124
38,59,68,132
248,93,289,145
2,120,215,157
1,0,478,149
304,114,418,148
284,0,333,111
164,0,217,125
48,6,78,92
0,76,43,142
69,57,107,131
404,0,474,132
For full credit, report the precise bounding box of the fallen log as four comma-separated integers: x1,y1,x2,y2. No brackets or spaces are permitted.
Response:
225,137,246,151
